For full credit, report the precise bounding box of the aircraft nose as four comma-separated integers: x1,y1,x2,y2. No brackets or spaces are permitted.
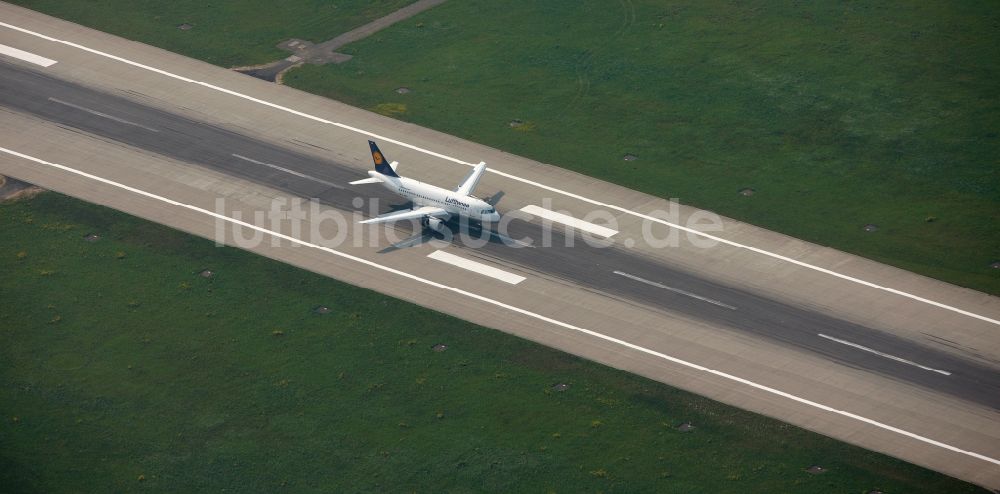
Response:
489,212,501,222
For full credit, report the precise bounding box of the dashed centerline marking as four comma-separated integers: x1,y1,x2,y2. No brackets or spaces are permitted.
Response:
1,19,993,327
231,153,344,189
48,97,160,132
2,145,996,467
614,270,737,310
818,333,952,376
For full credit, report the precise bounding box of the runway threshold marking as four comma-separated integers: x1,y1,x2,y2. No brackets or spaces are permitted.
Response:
47,97,160,132
614,271,736,310
1,23,997,328
3,145,997,468
818,333,952,376
427,249,525,285
519,204,618,238
0,43,56,66
231,153,344,190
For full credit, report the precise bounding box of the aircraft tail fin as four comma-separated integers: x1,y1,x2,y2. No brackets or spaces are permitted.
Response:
369,140,399,177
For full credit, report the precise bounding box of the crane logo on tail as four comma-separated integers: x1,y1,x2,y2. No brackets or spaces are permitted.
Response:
368,140,400,177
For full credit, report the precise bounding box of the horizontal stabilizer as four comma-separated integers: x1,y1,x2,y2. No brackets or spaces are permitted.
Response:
349,177,382,185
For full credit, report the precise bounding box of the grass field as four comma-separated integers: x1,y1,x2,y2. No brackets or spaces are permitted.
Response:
0,192,984,492
11,1,998,293
10,0,414,67
280,0,1000,294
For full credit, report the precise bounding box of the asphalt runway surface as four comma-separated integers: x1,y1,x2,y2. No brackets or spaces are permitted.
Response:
4,61,998,410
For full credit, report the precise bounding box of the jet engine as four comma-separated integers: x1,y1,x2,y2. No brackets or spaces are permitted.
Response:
423,216,447,234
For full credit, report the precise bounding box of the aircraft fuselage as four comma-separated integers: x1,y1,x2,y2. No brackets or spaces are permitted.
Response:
370,170,500,222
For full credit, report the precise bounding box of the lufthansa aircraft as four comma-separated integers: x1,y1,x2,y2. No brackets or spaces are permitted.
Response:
350,141,500,233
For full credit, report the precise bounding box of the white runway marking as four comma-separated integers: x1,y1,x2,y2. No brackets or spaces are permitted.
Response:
520,204,618,238
48,97,159,132
614,271,736,310
427,249,525,285
2,19,992,327
231,153,344,189
0,43,56,66
2,145,996,468
818,333,952,376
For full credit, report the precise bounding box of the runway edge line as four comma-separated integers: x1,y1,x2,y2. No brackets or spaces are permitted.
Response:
0,20,997,327
2,145,997,468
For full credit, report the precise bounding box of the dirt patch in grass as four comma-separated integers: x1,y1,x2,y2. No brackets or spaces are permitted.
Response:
374,102,407,116
0,176,44,203
677,422,696,432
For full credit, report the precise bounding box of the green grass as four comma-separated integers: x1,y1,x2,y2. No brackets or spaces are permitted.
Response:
11,1,998,293
278,0,1000,294
1,193,985,492
10,0,415,67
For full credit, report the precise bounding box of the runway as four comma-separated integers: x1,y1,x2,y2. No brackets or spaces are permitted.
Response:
0,4,1000,481
3,62,997,409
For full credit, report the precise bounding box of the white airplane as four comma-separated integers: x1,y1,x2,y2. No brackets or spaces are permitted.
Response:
350,141,500,233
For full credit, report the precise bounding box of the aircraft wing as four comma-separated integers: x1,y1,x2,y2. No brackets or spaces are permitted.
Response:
454,161,487,196
359,206,450,224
